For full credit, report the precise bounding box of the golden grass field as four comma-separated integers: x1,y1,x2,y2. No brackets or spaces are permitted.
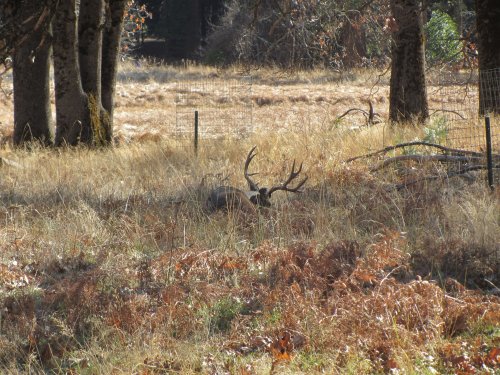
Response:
0,63,499,374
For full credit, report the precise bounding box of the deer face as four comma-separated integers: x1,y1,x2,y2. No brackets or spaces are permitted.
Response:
206,147,307,213
246,188,272,207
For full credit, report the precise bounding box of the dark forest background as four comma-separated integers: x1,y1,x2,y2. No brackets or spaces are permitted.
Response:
134,0,476,69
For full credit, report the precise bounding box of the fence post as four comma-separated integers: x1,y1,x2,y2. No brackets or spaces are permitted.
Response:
485,115,494,190
194,110,199,156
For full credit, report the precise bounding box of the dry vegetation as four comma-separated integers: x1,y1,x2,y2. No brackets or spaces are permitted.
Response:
0,63,499,374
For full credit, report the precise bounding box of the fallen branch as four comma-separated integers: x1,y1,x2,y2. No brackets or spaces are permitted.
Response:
370,154,483,172
394,164,500,190
346,141,493,163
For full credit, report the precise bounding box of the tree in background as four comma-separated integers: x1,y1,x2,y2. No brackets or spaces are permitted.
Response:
204,0,391,69
475,0,500,114
103,0,133,127
10,1,56,145
53,0,127,146
388,0,428,123
162,0,201,58
424,9,461,67
138,0,226,59
1,0,128,146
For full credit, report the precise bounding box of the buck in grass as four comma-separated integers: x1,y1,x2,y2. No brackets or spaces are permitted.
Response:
206,146,308,213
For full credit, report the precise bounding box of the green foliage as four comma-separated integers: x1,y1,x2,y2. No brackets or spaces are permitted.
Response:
294,351,330,372
203,297,243,334
422,117,448,144
400,117,449,155
425,10,461,66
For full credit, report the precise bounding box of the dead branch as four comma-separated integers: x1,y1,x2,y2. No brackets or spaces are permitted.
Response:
394,164,500,190
429,108,466,119
335,101,380,125
346,141,492,163
370,154,483,172
336,108,368,120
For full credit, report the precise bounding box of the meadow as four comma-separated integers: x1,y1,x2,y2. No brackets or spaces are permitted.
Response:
0,63,499,374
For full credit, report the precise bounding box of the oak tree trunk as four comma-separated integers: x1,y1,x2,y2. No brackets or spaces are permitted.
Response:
79,0,115,146
52,0,90,145
101,0,127,143
164,0,201,58
13,2,54,146
79,0,104,101
389,0,428,124
476,0,500,114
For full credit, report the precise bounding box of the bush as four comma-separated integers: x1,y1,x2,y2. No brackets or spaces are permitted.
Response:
425,10,461,67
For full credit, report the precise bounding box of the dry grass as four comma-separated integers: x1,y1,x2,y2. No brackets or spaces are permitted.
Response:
0,63,499,374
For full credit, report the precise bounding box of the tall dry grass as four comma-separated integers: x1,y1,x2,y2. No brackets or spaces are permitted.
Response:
0,65,499,374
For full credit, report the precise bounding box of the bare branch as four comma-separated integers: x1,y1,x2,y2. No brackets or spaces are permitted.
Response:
370,154,484,173
394,164,500,190
335,100,380,125
345,141,492,163
429,108,466,119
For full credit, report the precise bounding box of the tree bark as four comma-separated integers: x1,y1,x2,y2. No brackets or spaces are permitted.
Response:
79,0,115,146
389,0,429,124
52,0,90,146
13,2,54,146
101,0,127,143
476,0,500,115
79,0,105,101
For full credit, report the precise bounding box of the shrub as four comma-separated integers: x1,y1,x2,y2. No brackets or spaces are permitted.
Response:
425,10,461,67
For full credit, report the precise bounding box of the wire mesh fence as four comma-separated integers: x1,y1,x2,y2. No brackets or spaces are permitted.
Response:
430,68,499,153
479,68,500,117
175,76,253,142
172,68,499,164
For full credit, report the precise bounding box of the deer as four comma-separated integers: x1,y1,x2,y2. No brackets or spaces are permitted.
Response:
206,146,308,213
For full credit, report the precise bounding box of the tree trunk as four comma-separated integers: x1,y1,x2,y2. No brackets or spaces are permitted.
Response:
164,0,201,58
52,0,90,146
340,17,367,68
79,0,104,101
476,0,500,115
13,2,54,146
101,0,127,143
389,0,429,124
79,0,115,146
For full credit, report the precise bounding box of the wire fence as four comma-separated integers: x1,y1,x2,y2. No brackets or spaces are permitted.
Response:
430,68,499,153
172,69,499,164
175,76,253,142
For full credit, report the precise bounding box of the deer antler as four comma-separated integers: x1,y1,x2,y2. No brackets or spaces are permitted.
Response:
268,160,308,196
244,146,260,191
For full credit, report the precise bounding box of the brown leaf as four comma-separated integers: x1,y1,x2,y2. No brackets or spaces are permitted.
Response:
486,347,500,366
270,331,293,361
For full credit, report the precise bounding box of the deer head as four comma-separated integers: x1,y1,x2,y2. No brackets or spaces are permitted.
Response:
206,146,308,213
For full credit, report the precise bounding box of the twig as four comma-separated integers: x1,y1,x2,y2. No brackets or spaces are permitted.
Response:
346,141,492,163
371,154,483,172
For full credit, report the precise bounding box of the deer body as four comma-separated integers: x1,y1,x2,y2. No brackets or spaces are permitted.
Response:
206,186,259,213
206,147,307,213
